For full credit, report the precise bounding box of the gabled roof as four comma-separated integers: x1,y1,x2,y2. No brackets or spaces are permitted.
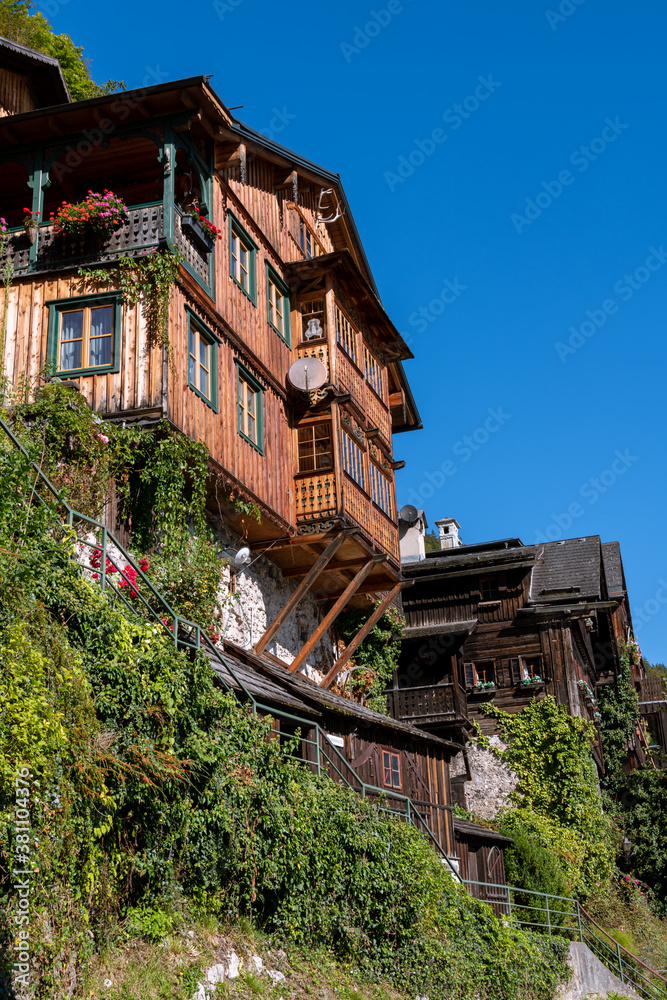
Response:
0,35,70,109
529,536,603,603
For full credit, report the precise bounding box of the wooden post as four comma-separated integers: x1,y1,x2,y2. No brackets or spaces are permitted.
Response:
320,581,406,689
288,555,385,674
254,529,352,654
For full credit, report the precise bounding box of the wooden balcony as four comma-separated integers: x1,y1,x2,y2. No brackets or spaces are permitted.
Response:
387,682,469,727
9,205,210,286
639,677,667,706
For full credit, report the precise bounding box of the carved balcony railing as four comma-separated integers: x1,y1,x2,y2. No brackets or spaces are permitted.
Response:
8,205,210,287
372,504,400,564
366,385,392,449
335,343,365,412
387,682,469,726
296,340,329,380
294,471,338,528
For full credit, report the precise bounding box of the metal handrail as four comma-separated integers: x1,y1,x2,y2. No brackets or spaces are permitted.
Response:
463,879,667,998
1,416,461,876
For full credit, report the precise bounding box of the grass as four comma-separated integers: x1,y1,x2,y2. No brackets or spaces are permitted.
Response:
78,917,403,1000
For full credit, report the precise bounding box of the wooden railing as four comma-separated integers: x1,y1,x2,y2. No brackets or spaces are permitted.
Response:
372,504,400,564
12,204,165,273
365,386,392,448
388,683,468,724
10,205,209,287
296,340,329,379
341,473,372,538
335,343,365,412
639,677,667,704
294,471,338,524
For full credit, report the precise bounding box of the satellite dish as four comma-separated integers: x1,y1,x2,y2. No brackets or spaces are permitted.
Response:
287,357,327,393
234,546,252,567
398,504,419,525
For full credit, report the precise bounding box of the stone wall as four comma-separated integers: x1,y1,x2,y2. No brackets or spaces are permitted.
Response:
461,736,518,819
211,519,335,680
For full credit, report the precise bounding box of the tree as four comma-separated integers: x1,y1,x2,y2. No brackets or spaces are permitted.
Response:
0,0,123,100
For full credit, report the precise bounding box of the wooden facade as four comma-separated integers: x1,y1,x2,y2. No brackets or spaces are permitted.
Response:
0,63,421,682
393,534,641,771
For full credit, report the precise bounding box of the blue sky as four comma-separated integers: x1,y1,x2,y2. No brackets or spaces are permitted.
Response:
43,0,666,661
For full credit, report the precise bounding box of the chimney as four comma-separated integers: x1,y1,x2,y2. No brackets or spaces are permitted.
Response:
399,508,428,563
434,517,461,549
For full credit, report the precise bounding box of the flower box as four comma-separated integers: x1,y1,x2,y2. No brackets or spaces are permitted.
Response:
181,214,215,254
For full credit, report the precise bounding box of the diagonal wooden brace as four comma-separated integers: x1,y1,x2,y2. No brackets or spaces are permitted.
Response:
320,581,407,690
254,529,354,655
288,554,386,674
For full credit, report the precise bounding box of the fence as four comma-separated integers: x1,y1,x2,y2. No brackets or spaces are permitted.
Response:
463,879,667,999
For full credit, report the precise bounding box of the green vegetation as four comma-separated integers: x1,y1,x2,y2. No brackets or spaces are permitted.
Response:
0,395,569,998
0,0,123,99
334,604,404,713
484,696,615,898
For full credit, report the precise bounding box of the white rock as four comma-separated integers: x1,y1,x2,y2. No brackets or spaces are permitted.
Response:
267,970,286,985
250,954,265,974
227,951,241,979
191,984,209,1000
187,930,195,939
206,965,227,985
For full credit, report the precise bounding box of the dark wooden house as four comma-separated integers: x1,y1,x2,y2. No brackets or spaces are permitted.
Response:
391,526,642,773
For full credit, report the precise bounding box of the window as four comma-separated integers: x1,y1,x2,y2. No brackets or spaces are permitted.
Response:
300,298,326,342
335,304,358,364
382,750,401,789
266,264,291,344
480,576,500,602
340,429,365,490
187,312,218,409
299,219,318,259
464,661,495,688
229,214,257,301
370,462,394,518
297,423,332,472
47,294,122,377
521,656,543,682
364,345,385,400
236,363,264,452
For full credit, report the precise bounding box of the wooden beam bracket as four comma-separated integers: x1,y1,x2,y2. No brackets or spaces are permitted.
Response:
320,581,407,689
254,529,356,654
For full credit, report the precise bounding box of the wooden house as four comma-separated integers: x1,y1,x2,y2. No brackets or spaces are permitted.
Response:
0,44,421,680
391,522,642,774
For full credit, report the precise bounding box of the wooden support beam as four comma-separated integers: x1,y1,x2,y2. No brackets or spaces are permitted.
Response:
320,581,407,689
288,556,386,674
254,529,354,654
282,556,371,578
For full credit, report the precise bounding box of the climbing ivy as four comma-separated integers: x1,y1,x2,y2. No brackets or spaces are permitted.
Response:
80,245,184,364
334,602,404,713
482,697,615,896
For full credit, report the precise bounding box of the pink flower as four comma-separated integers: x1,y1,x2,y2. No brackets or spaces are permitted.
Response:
97,433,109,444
